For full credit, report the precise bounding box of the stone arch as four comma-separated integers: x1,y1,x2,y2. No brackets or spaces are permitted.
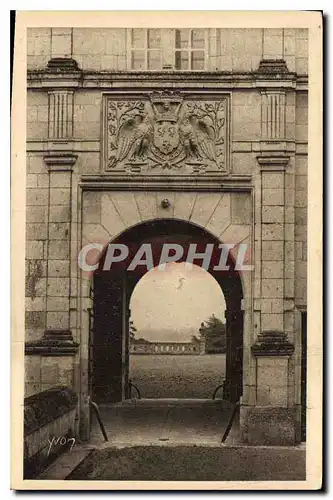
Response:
81,190,252,300
79,191,253,439
89,217,246,408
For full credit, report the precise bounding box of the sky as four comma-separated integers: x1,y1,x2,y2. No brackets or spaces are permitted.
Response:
130,262,226,342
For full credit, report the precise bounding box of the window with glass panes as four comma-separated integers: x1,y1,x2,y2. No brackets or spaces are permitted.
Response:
129,28,207,70
130,28,162,70
174,29,206,70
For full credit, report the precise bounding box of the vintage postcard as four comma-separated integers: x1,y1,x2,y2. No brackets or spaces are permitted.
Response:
11,10,322,490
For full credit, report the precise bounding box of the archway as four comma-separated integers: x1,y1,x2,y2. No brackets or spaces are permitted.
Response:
90,219,244,405
129,262,227,399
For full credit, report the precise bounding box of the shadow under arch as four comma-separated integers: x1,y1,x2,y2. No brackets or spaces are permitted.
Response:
91,218,244,404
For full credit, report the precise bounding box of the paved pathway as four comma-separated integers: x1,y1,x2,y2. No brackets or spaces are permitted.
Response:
39,399,239,480
68,444,306,481
90,398,239,447
39,399,305,481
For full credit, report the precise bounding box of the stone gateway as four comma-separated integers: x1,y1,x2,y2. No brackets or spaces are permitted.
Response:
25,27,308,450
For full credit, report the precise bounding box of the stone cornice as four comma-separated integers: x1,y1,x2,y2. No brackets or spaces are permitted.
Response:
44,153,78,170
25,330,79,356
79,174,253,193
251,330,295,357
27,69,308,91
46,57,81,72
257,153,290,170
25,343,79,356
256,59,290,75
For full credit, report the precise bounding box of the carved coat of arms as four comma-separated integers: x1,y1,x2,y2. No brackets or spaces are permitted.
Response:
153,122,179,155
150,94,182,159
106,91,227,173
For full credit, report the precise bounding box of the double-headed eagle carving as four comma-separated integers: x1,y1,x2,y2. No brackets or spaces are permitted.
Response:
107,95,225,171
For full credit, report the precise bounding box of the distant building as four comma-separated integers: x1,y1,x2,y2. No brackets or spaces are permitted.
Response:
130,338,206,355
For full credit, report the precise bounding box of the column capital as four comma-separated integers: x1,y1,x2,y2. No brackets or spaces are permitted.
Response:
46,58,80,72
44,153,77,171
257,153,290,170
251,330,295,357
25,329,79,356
256,59,290,76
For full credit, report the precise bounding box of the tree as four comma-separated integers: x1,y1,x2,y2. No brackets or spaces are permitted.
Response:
199,314,227,353
129,320,137,342
191,335,200,343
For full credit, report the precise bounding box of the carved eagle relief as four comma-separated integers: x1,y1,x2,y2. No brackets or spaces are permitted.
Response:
107,94,227,173
108,112,154,168
179,115,216,162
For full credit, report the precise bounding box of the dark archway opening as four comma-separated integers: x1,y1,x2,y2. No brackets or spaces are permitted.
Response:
90,219,244,405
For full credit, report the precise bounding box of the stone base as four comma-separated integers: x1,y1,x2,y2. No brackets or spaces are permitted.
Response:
24,387,78,478
240,405,297,445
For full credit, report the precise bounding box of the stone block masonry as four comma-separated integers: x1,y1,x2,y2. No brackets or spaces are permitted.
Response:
25,27,308,446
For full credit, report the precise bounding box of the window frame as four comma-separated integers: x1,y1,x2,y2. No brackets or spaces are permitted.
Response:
174,28,208,71
128,28,163,71
127,28,208,71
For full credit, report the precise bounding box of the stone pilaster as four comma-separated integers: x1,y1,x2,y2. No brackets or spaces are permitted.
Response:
48,90,74,140
261,91,286,140
246,331,295,445
44,155,77,333
242,65,298,443
257,153,289,332
28,82,79,392
45,80,77,334
31,153,77,393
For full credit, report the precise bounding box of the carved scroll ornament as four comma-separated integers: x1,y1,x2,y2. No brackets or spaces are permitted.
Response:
106,92,228,174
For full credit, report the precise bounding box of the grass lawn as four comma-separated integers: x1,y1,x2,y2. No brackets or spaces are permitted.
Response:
67,445,306,481
129,354,226,398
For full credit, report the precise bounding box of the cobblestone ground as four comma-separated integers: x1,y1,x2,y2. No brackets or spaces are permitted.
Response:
129,354,226,399
67,445,306,481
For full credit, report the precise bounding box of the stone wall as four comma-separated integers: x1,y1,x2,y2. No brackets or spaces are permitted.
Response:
27,28,308,74
25,27,308,444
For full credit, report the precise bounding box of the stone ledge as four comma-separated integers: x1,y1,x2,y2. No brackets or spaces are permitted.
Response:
24,386,78,436
28,66,297,80
46,57,81,72
79,174,253,192
251,330,295,357
27,68,306,91
24,387,77,478
44,153,77,170
257,154,290,169
255,59,291,76
25,329,79,356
